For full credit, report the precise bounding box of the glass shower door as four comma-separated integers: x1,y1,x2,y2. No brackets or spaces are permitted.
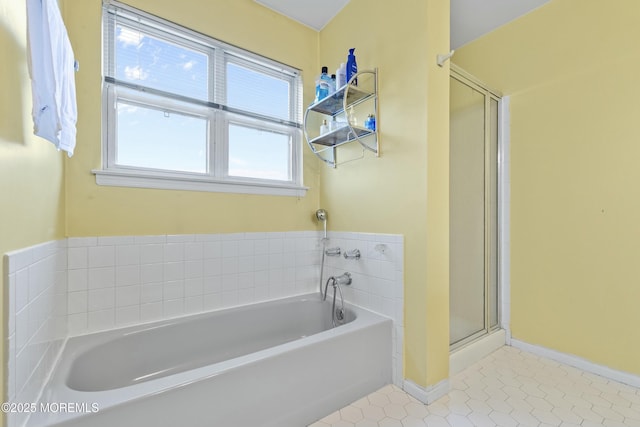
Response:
449,69,500,348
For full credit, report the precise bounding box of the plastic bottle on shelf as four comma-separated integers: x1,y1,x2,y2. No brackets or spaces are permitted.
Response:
346,48,358,86
330,74,337,94
315,66,331,103
330,115,341,132
364,114,376,131
320,119,330,135
336,63,347,88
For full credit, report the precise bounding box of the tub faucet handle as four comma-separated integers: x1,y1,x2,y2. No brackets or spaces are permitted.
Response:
335,272,352,286
325,247,341,256
343,249,361,260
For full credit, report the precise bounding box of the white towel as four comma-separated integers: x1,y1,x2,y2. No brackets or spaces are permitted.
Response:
26,0,77,157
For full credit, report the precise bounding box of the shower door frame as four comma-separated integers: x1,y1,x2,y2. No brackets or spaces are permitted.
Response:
449,64,504,351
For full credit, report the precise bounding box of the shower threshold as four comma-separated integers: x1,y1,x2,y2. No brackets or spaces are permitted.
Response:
449,329,506,376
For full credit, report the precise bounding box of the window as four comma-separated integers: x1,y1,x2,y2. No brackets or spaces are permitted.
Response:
97,1,306,196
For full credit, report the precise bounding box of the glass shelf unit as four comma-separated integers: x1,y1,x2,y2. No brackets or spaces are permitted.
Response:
303,69,379,168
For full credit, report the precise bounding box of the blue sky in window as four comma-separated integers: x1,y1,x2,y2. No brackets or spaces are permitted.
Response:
117,102,207,173
114,25,291,180
228,124,290,181
115,25,208,100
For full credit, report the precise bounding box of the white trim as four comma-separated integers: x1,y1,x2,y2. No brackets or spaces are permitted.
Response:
450,330,506,376
510,339,640,389
93,169,308,197
403,379,450,405
499,96,511,344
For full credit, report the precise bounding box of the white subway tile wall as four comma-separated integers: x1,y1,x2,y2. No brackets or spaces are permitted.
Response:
63,232,323,335
4,231,405,427
3,240,68,427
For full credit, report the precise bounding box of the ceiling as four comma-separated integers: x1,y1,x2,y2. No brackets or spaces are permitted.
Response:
254,0,351,31
451,0,550,49
254,0,550,48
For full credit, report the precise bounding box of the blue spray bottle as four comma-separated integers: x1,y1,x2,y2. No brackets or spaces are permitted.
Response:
346,48,358,86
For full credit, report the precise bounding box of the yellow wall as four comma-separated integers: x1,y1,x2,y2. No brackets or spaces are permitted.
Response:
318,0,450,388
0,0,66,421
455,0,640,375
62,0,322,237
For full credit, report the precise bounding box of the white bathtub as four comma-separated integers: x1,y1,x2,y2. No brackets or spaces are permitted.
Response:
28,294,392,427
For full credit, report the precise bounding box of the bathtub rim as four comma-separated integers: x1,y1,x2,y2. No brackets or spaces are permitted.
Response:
64,294,355,392
31,293,392,426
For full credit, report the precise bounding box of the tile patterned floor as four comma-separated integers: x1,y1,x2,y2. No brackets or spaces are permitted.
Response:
308,346,640,427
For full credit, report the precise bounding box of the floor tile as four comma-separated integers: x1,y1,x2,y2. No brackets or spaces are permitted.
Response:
307,346,640,427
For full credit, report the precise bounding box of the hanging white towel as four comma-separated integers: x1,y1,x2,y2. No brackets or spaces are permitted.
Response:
26,0,77,157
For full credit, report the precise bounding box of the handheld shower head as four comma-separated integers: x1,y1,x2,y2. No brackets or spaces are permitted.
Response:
315,209,328,239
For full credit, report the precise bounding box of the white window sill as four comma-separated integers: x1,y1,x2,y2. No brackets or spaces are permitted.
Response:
93,169,309,197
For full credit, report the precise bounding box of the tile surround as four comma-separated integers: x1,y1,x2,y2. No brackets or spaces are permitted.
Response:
4,230,404,426
3,240,67,427
63,232,325,334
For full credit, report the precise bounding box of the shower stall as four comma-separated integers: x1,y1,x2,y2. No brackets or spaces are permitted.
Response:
449,65,501,350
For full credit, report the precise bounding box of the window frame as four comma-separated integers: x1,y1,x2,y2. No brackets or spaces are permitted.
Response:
95,0,307,197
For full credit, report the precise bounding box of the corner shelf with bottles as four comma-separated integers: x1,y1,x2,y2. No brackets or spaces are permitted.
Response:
303,69,379,168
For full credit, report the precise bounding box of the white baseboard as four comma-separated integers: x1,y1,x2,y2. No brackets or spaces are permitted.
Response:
450,329,506,376
511,339,640,388
403,337,640,406
403,379,450,405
